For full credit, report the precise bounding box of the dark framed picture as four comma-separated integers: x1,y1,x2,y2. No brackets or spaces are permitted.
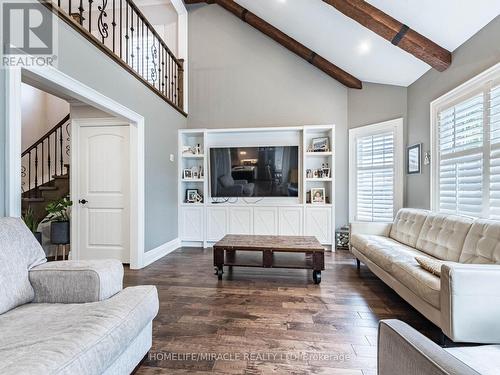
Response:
186,189,198,203
407,143,421,174
312,137,330,152
183,169,192,179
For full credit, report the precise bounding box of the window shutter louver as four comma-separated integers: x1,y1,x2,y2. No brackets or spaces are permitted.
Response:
356,131,395,222
489,85,500,218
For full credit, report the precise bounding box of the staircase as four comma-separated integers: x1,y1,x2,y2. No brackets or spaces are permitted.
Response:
22,114,71,223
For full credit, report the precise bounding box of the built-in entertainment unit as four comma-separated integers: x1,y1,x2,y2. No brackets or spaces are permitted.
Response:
209,146,299,198
178,126,335,248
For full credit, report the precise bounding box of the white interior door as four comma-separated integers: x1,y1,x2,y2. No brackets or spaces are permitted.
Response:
77,124,130,262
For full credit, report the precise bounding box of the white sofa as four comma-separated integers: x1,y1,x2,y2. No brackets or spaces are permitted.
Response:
0,218,159,374
350,208,500,344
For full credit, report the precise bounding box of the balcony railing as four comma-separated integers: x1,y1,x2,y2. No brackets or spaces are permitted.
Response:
41,0,185,115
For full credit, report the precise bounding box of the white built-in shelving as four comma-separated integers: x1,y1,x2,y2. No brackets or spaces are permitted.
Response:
178,125,335,248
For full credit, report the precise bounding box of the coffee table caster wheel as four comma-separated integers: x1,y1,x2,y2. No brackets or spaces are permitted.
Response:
313,270,321,284
216,267,223,280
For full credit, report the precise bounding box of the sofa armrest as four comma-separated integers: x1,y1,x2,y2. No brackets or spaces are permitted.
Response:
233,179,248,185
29,259,123,303
378,320,480,375
350,222,392,236
441,263,500,343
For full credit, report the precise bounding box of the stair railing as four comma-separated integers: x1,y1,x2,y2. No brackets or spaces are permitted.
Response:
22,114,71,197
40,0,185,114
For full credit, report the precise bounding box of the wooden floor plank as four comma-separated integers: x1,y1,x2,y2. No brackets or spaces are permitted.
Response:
125,247,439,374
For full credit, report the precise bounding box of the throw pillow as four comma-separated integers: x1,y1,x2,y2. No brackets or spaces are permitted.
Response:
415,256,443,277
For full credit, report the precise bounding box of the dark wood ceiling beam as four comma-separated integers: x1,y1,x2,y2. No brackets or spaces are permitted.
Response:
322,0,451,71
185,0,362,89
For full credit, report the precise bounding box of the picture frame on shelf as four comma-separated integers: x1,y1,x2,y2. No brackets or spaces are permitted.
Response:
322,168,330,178
183,169,193,179
311,188,326,204
312,137,329,152
407,143,421,174
186,189,198,203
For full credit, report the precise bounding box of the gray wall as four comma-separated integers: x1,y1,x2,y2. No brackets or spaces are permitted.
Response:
407,15,500,209
0,9,187,251
348,83,407,130
0,71,5,217
187,4,349,226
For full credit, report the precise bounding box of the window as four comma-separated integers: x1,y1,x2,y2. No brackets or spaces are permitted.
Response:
349,119,404,222
431,63,500,218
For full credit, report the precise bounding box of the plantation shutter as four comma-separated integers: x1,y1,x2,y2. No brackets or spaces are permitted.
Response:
437,93,484,217
356,131,395,222
489,85,500,218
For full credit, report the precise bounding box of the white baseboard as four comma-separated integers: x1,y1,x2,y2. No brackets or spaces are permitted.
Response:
142,238,181,267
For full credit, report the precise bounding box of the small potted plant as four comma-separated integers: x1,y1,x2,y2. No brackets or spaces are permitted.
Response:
42,197,73,245
22,206,42,244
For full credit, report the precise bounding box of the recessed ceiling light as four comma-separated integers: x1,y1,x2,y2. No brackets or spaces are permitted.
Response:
358,41,371,55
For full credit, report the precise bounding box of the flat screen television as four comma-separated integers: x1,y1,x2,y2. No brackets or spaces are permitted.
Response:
210,146,299,198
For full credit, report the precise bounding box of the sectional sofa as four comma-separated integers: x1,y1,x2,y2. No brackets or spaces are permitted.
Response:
0,218,159,374
350,208,500,343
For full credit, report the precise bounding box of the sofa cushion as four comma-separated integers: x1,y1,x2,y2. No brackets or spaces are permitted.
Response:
415,256,444,277
351,234,431,273
389,208,429,247
416,213,473,261
0,285,158,375
391,259,441,308
460,219,500,264
0,218,46,315
445,345,500,375
219,174,234,188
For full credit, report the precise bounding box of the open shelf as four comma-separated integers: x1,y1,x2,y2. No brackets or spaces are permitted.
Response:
181,178,204,183
305,152,333,156
182,154,205,159
306,178,332,182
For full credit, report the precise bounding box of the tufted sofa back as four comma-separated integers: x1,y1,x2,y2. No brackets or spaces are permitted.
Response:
389,209,429,247
460,219,500,264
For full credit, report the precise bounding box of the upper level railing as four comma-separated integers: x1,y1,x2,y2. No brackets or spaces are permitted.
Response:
42,0,185,115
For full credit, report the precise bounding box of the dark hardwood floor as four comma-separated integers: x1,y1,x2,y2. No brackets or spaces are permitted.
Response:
124,247,439,374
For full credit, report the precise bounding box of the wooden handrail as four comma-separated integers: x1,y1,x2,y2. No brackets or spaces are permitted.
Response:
22,114,70,157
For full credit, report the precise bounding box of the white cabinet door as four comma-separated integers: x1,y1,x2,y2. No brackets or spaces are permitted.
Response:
181,206,204,241
305,207,332,244
206,207,228,242
278,207,303,236
229,207,253,235
254,207,278,235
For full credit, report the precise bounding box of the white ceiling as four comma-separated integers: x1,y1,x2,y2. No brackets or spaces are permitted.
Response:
234,0,500,86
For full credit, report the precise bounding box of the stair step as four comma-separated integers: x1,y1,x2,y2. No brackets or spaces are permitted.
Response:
22,197,45,202
52,174,69,180
39,186,58,191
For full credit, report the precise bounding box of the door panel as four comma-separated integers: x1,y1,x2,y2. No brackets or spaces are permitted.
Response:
278,207,303,236
78,125,129,262
305,207,332,244
229,207,253,235
254,207,278,235
206,207,228,242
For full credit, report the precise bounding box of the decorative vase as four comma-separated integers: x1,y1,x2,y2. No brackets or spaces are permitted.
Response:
50,221,70,245
34,231,43,245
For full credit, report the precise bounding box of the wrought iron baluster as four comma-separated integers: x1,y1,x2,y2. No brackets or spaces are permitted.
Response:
28,152,31,197
130,10,134,69
158,40,162,91
136,12,139,73
161,47,165,95
125,2,129,64
79,0,84,26
42,140,45,185
60,127,64,175
112,0,116,52
69,0,72,15
54,131,58,176
97,0,109,44
150,36,158,85
119,0,122,58
142,21,145,77
47,135,51,181
34,147,38,190
146,28,149,81
89,0,93,33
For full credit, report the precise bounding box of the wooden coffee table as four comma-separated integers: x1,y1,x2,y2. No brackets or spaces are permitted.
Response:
213,235,325,284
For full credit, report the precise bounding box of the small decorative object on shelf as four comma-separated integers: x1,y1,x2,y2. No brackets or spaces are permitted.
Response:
186,189,203,203
311,188,326,204
311,137,330,152
306,163,331,179
335,226,350,250
182,144,202,155
183,168,193,179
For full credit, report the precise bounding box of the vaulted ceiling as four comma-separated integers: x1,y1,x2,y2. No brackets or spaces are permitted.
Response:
233,0,500,86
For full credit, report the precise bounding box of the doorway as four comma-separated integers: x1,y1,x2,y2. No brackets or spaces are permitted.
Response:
5,66,145,268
